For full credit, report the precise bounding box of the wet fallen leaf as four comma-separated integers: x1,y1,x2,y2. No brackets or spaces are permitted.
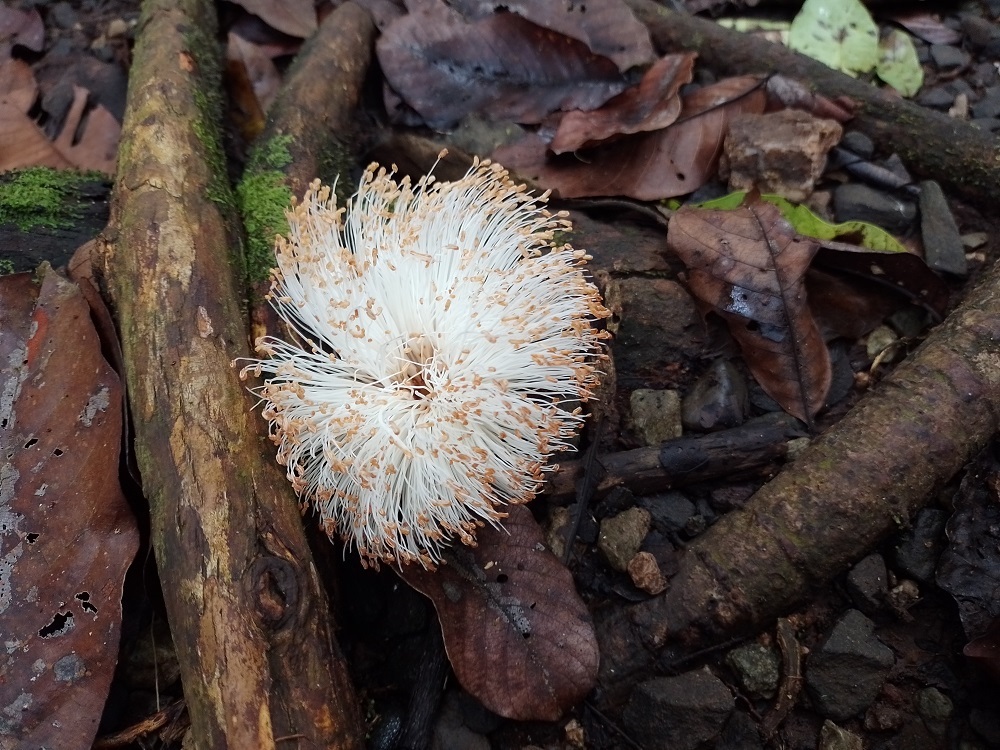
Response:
400,505,599,721
885,12,962,46
496,75,767,200
788,0,879,78
229,0,317,38
444,0,655,71
0,267,137,750
377,0,627,129
813,243,949,322
550,53,696,154
668,197,831,423
876,29,924,98
226,32,281,142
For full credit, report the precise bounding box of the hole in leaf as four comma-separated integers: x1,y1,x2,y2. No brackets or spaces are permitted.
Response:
496,573,509,584
75,591,98,614
24,438,37,448
52,448,64,457
25,533,39,544
39,610,75,638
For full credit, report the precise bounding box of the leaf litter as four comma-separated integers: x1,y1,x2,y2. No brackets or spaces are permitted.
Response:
0,267,137,750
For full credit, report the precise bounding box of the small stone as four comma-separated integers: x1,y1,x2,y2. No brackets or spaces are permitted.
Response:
805,609,894,720
961,15,1000,50
725,643,779,699
920,181,968,276
681,359,749,431
865,325,899,362
717,711,764,750
929,44,970,70
598,507,651,572
610,277,705,378
962,232,989,249
839,131,874,159
818,720,864,750
107,18,129,38
865,703,904,731
431,691,491,750
893,507,948,583
629,388,683,446
563,718,586,748
628,551,667,595
834,183,917,233
972,89,1000,119
917,86,955,109
883,153,913,184
846,553,888,615
623,667,734,750
640,491,697,535
723,109,843,201
916,687,953,735
49,1,78,29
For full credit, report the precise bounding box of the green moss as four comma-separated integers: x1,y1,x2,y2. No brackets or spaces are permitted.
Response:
237,170,292,285
0,168,104,231
238,135,295,284
0,258,14,275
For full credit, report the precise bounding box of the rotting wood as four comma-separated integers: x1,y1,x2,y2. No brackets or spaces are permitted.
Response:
626,0,1000,210
97,0,363,747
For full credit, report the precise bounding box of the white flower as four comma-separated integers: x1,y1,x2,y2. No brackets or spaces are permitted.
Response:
239,159,609,568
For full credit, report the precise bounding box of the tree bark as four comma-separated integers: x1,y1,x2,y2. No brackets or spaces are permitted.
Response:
626,0,1000,209
98,0,363,747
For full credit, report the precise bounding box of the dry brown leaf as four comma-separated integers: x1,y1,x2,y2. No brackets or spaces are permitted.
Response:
378,0,627,129
230,0,317,38
550,53,696,154
0,67,119,174
400,505,599,721
668,198,831,424
0,268,137,750
0,5,44,56
495,75,767,200
442,0,655,71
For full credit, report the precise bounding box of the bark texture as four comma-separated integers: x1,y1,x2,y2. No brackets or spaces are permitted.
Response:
253,2,376,199
626,0,1000,209
99,0,362,747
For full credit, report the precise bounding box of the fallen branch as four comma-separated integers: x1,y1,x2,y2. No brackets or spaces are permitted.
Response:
626,0,1000,208
97,0,362,746
546,412,806,500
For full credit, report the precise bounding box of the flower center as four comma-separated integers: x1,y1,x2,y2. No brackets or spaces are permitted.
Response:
396,334,435,399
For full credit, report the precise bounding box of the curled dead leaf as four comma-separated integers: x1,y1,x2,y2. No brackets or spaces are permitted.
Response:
400,505,599,721
668,198,831,423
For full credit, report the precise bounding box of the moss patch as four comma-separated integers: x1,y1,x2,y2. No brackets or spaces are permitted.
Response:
238,135,294,284
0,168,103,231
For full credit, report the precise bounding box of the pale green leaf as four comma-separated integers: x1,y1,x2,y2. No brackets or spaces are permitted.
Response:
876,29,924,97
788,0,879,77
694,192,908,253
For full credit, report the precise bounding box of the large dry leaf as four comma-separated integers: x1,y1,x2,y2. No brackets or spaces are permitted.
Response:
230,0,317,38
495,75,767,200
0,268,137,750
668,199,831,423
550,53,696,154
378,0,628,129
0,69,119,174
401,505,599,721
442,0,655,71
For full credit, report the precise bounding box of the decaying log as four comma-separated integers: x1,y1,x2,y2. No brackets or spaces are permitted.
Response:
98,0,362,747
626,0,1000,209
